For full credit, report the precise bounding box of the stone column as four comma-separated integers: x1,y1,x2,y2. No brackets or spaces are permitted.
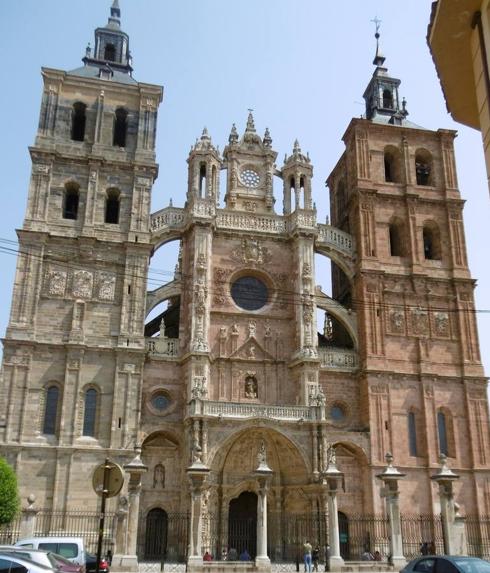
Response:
376,453,406,568
19,494,39,539
187,460,210,567
255,441,273,570
112,448,147,572
431,454,460,555
321,446,344,572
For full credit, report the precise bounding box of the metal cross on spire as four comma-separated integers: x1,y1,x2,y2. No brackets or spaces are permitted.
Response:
371,16,382,37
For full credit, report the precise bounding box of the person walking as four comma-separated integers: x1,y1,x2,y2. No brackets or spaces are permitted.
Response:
303,541,313,573
312,546,320,572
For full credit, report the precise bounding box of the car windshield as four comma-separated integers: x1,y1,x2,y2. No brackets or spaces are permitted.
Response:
453,559,490,573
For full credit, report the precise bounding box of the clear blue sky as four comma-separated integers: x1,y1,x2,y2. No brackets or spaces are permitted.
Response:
1,1,488,375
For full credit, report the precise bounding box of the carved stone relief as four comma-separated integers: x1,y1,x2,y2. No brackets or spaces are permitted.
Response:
47,269,67,296
411,308,429,336
231,238,272,266
73,270,93,299
98,272,116,301
433,312,450,338
388,309,405,334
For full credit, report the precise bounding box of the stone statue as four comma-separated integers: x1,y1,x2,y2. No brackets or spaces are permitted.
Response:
231,323,239,336
257,440,267,466
245,376,258,399
326,443,337,468
248,319,257,338
159,318,166,337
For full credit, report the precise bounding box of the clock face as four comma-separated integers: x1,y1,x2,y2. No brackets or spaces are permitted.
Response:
240,168,260,188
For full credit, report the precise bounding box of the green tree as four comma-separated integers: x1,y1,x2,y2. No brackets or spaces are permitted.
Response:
0,457,20,525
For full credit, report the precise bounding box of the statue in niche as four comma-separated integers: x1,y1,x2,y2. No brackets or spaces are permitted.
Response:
219,326,227,339
231,323,239,336
248,319,256,338
153,464,165,489
264,321,272,338
248,345,256,359
244,375,258,399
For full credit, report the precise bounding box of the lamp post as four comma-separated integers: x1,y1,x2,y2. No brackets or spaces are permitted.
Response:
376,453,406,568
321,445,344,572
431,454,460,555
186,452,210,567
254,440,273,570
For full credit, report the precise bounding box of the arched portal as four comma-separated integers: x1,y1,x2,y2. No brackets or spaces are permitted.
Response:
228,491,258,558
144,508,168,559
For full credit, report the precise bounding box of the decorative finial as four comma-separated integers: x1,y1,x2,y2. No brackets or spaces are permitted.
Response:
263,127,272,147
293,139,301,153
201,126,210,140
371,16,385,67
228,123,239,144
401,97,409,117
246,109,256,132
85,43,91,58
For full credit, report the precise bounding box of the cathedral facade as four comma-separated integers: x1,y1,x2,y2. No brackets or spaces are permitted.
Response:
1,1,489,563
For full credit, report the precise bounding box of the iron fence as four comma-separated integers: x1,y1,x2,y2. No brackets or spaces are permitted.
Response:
137,511,189,563
465,515,490,559
0,515,21,545
34,509,116,556
401,514,444,560
341,514,390,561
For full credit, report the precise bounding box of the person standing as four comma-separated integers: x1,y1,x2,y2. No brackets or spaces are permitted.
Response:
324,544,330,572
312,546,320,572
303,541,313,573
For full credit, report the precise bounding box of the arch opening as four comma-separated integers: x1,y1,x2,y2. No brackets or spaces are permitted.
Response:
228,491,258,558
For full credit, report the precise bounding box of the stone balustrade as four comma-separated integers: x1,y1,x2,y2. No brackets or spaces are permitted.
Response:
317,224,355,256
146,337,180,357
318,347,358,370
199,401,312,421
150,207,186,233
216,210,286,234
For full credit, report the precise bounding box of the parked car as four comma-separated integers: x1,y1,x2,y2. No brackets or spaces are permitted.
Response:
0,547,83,573
401,556,490,573
0,552,57,573
14,539,85,568
14,540,109,573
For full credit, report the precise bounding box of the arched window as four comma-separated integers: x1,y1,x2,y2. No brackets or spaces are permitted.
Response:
423,222,442,260
383,89,393,109
113,108,128,147
104,43,116,62
389,219,404,257
415,150,433,186
63,183,80,220
211,165,217,195
43,385,60,435
199,164,207,197
408,411,418,457
82,388,98,437
437,411,449,456
71,102,86,142
105,189,120,224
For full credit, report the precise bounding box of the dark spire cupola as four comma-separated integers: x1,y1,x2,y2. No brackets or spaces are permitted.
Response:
83,0,133,76
362,21,408,125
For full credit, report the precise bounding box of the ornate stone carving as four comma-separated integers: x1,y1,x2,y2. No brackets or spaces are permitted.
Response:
389,309,405,334
33,164,50,174
191,376,207,399
153,464,165,488
98,272,116,301
244,201,257,212
231,238,271,266
213,267,232,305
412,308,429,336
370,383,388,394
248,320,257,338
434,312,450,337
73,270,93,299
47,269,67,296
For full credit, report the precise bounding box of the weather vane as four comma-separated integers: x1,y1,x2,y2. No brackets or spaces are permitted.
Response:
248,108,254,114
371,16,382,36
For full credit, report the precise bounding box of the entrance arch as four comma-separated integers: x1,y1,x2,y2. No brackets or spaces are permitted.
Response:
228,491,257,558
144,508,168,559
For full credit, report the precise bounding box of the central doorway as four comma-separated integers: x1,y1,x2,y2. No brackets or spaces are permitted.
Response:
144,508,168,559
228,491,257,558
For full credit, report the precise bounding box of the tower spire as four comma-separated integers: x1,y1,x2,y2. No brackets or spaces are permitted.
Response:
109,0,121,28
371,16,385,67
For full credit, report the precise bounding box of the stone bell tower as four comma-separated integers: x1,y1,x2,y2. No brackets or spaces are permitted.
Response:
0,1,163,508
327,29,489,511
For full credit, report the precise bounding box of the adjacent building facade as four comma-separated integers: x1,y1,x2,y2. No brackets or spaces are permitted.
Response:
1,2,489,563
428,0,490,193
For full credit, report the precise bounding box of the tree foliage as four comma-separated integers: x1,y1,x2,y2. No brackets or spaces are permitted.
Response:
0,457,20,525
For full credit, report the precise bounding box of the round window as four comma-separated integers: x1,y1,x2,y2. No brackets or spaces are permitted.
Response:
240,169,260,188
151,392,170,413
330,404,346,423
231,276,268,311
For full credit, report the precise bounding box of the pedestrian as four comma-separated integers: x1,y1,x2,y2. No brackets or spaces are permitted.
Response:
228,547,238,561
239,549,251,561
361,549,373,561
221,548,228,561
203,551,212,562
324,544,330,572
420,542,429,556
312,546,320,572
303,540,313,573
373,550,382,561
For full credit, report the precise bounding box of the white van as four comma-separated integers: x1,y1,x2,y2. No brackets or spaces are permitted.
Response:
14,538,85,567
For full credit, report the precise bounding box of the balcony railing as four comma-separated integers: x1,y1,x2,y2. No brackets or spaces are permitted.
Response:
316,224,355,256
146,337,180,357
318,347,358,370
198,401,312,421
